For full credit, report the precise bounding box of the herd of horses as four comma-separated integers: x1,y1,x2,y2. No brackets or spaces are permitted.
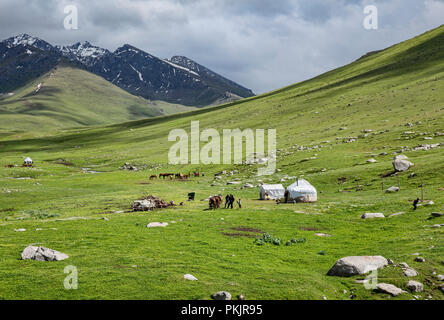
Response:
149,172,204,180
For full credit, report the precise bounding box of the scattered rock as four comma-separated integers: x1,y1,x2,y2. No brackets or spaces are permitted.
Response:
403,267,418,277
315,233,332,237
14,228,26,232
21,245,69,261
367,158,377,163
393,158,413,172
212,291,232,300
414,257,425,263
386,186,400,193
375,283,406,296
431,212,443,218
399,262,410,268
184,274,198,281
102,217,110,221
361,213,385,219
242,183,254,189
389,212,405,218
147,222,168,228
407,280,424,292
388,259,394,265
327,256,388,277
437,275,444,281
238,294,246,300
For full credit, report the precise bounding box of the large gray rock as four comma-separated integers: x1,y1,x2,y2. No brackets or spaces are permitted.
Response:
393,159,413,172
327,256,388,277
407,280,424,292
361,213,385,219
212,291,232,300
21,246,69,261
375,283,406,296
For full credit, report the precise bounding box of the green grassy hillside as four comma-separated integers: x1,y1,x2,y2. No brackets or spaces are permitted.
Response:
0,26,443,300
0,64,195,137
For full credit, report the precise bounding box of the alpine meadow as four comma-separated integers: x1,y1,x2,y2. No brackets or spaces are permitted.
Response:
0,16,443,301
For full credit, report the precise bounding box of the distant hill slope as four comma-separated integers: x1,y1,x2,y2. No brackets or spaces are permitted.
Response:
0,63,194,134
2,24,442,161
0,35,255,107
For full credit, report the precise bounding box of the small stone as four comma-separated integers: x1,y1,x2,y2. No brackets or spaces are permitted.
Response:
102,217,110,221
147,222,168,228
387,259,394,265
414,257,425,263
375,283,406,296
399,262,410,268
212,291,232,300
361,213,385,219
407,280,424,292
238,294,246,300
386,186,400,193
184,274,198,281
403,267,418,277
437,275,444,281
14,228,26,232
431,212,443,217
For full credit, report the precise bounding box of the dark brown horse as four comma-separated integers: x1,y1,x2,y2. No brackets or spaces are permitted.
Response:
149,174,158,180
209,196,222,210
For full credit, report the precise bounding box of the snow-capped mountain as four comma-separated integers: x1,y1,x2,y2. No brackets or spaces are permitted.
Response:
0,34,254,106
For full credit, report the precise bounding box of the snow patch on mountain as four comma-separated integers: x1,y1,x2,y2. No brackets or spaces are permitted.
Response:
129,64,144,82
163,59,199,77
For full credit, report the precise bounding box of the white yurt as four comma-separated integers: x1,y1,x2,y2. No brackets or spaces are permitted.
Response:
259,184,285,200
285,179,317,203
23,157,33,165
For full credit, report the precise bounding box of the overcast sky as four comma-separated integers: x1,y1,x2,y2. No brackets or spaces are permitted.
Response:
0,0,443,93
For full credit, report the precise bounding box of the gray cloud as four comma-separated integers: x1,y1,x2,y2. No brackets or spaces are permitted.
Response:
0,0,443,93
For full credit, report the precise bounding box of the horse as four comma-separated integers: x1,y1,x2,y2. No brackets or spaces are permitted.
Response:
149,175,158,180
193,172,200,177
159,173,174,179
209,196,222,210
175,173,184,179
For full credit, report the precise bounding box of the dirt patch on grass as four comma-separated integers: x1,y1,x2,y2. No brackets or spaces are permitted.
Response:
299,226,320,231
222,226,264,238
222,232,260,238
231,226,264,234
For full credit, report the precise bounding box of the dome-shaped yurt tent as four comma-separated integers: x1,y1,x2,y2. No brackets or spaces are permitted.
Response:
259,184,285,200
285,179,317,203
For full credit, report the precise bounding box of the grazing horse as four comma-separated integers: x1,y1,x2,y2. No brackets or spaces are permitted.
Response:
159,173,174,179
193,172,200,177
175,173,184,179
209,196,222,210
149,174,158,180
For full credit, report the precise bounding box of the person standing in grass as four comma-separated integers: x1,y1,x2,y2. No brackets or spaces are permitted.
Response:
237,199,242,209
413,198,420,211
229,194,234,209
225,194,230,208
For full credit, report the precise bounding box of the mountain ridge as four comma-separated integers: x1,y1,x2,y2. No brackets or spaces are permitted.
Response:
0,34,255,106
